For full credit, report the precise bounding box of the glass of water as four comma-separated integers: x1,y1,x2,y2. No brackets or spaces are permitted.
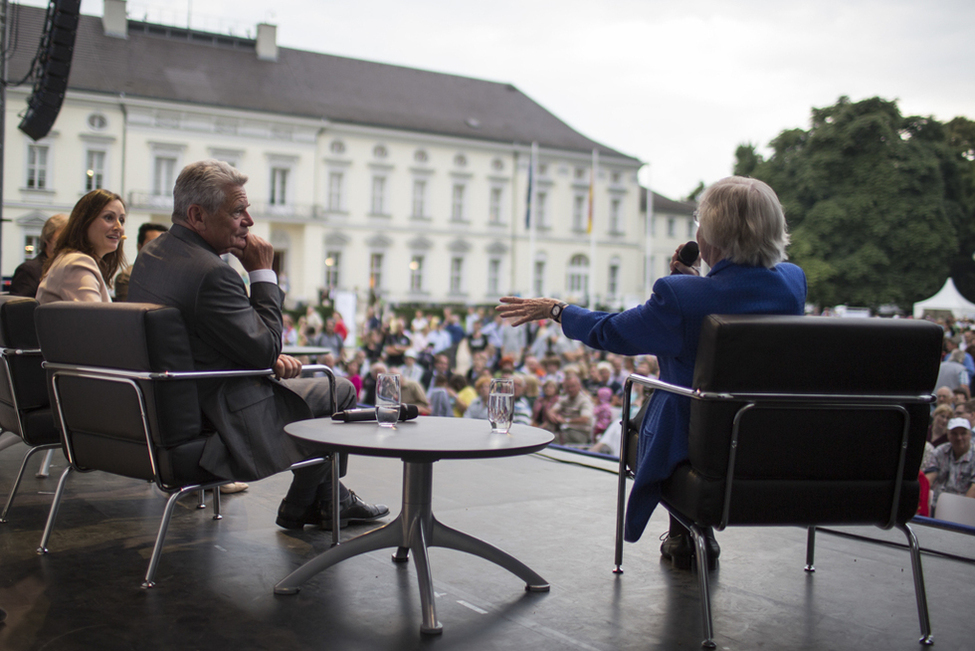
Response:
488,378,515,434
376,373,401,428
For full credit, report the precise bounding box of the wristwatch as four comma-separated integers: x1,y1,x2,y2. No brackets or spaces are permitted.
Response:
550,302,568,323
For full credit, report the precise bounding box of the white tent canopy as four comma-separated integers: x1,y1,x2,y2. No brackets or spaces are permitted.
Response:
913,278,975,318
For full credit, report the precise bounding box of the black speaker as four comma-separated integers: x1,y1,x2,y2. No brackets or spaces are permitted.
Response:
18,0,82,141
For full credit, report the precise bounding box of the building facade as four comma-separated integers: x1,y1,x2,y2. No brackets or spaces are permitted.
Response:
3,1,691,313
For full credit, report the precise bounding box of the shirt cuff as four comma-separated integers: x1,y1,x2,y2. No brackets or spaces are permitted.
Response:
248,269,278,285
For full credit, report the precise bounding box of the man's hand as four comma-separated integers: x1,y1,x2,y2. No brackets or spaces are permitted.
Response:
232,233,275,273
496,296,560,327
669,242,702,276
273,354,303,380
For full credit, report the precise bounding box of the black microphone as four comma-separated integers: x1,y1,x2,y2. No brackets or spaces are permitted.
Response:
672,241,700,274
331,404,420,422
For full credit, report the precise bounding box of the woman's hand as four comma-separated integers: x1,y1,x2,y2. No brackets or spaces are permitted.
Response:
496,296,560,327
669,242,702,276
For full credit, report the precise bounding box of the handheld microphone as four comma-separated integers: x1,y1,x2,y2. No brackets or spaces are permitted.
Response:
672,241,700,274
331,404,420,422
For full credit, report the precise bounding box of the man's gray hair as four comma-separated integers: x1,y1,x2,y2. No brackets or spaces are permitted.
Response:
172,159,248,222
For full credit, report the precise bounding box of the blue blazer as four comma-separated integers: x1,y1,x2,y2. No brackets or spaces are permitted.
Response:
562,259,807,541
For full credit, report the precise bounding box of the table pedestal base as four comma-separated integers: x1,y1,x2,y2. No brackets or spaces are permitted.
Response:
274,461,549,634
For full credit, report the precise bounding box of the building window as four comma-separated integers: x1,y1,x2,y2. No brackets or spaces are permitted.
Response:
330,140,345,154
574,167,586,180
409,255,424,292
369,253,384,291
87,113,107,131
412,180,427,218
373,144,388,159
414,149,428,163
450,257,464,294
27,145,49,189
536,191,548,227
608,259,620,297
650,215,657,237
667,217,676,237
325,250,341,288
572,195,586,231
533,260,545,297
609,198,622,233
611,170,622,184
327,172,343,211
688,217,697,238
23,233,41,262
567,254,589,296
371,176,387,215
487,258,501,295
488,187,503,224
451,183,466,221
453,153,467,167
491,158,504,171
270,167,289,205
153,156,177,196
85,150,106,191
538,164,548,176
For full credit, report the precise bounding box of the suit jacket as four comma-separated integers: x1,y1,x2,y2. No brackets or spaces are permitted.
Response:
127,224,312,480
562,259,807,542
9,253,47,297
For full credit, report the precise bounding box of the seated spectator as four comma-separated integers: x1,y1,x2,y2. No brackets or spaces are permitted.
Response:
925,417,975,511
344,359,363,400
400,349,426,384
540,356,564,385
533,378,561,433
933,386,955,412
383,319,412,368
929,404,954,447
428,373,453,417
465,351,489,385
10,213,67,297
317,317,345,360
511,374,532,426
547,373,594,446
422,353,452,393
115,222,168,301
451,374,475,418
463,375,492,420
591,387,614,441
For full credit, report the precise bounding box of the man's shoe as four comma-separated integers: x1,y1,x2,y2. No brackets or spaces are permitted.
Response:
659,530,719,570
321,491,389,530
276,499,322,530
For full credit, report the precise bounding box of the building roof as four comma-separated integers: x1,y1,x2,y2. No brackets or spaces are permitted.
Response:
9,6,639,163
640,187,696,215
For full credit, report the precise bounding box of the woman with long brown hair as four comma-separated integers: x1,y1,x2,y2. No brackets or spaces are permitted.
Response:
36,189,127,304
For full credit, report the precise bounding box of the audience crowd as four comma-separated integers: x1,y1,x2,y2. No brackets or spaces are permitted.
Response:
291,305,658,455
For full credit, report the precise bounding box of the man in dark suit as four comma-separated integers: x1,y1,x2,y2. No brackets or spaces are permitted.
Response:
128,159,387,530
9,213,67,297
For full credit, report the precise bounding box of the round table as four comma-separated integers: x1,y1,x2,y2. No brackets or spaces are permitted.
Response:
273,417,553,634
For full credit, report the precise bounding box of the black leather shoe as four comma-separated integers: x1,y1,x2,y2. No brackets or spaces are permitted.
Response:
276,499,322,530
321,491,389,530
660,530,719,570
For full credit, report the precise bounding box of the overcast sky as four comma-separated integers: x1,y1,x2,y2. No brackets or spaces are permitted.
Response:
23,0,975,200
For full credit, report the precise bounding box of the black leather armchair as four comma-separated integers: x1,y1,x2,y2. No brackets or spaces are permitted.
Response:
34,301,329,587
0,295,60,522
613,315,942,648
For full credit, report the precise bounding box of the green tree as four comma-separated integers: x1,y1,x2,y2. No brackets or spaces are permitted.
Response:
734,96,974,311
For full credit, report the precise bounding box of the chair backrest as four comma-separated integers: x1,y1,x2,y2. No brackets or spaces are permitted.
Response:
0,295,49,439
933,492,975,527
672,315,942,529
35,302,203,481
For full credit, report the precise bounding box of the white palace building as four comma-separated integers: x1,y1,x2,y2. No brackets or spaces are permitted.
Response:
2,0,696,312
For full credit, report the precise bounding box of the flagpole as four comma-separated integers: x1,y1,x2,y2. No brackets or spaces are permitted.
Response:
587,148,598,308
528,141,538,296
644,163,654,295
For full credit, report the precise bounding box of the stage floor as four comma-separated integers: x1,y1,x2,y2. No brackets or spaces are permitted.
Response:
0,440,971,651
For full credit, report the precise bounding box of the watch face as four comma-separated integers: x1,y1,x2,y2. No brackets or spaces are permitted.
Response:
551,304,562,318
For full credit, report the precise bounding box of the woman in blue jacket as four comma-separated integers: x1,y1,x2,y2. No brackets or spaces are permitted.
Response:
497,176,807,568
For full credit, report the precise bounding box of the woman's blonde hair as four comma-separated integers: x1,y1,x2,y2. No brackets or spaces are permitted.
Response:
697,176,789,268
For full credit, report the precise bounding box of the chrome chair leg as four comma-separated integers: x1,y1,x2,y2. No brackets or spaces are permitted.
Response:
687,523,717,649
212,486,222,520
804,526,816,572
196,489,207,509
2,444,58,523
35,449,55,478
143,488,194,588
38,466,74,554
897,523,934,645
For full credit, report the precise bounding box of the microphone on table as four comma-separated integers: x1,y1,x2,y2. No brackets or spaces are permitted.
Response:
331,404,420,422
671,241,700,274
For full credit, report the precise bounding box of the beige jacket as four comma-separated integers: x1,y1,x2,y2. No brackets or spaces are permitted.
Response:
36,251,111,304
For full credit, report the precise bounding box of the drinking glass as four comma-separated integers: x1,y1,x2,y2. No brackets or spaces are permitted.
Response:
488,378,515,434
376,373,401,428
